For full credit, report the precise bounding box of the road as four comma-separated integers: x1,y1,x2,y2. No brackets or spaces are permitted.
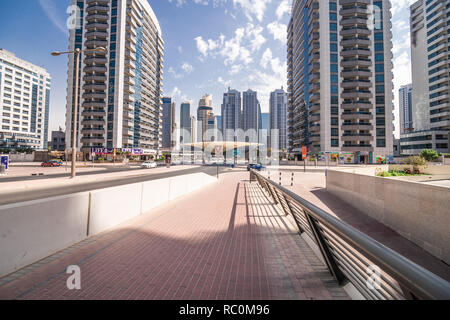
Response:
0,165,246,206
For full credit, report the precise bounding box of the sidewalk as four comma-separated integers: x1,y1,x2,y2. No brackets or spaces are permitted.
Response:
0,171,348,300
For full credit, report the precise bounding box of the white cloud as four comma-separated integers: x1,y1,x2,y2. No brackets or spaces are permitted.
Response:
267,21,287,43
181,62,194,74
38,0,68,35
276,0,290,20
232,0,272,22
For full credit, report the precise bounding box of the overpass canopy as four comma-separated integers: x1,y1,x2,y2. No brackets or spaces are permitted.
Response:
181,141,263,151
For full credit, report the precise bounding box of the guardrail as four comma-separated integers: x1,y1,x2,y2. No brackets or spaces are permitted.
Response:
250,169,450,300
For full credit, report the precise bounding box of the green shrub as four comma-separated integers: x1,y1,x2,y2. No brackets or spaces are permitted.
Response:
402,156,427,166
420,149,439,161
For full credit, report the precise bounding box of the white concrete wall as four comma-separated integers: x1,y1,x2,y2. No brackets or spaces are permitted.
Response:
0,173,217,277
88,183,143,236
326,169,450,264
0,193,90,277
8,153,35,162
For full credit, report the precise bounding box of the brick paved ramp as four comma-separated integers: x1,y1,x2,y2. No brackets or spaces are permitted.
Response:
0,172,348,300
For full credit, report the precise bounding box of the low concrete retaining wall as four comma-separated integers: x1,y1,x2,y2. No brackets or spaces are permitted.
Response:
326,170,450,264
0,193,90,278
0,173,217,277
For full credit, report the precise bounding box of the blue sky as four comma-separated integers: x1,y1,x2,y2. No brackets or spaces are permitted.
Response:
0,0,417,138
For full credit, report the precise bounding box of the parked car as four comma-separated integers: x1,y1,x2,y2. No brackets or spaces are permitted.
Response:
141,161,158,169
41,160,62,167
247,163,265,171
50,159,63,165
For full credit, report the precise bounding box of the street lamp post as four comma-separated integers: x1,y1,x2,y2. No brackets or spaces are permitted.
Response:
51,47,105,178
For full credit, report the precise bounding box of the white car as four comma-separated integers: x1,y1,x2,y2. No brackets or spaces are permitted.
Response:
141,161,158,169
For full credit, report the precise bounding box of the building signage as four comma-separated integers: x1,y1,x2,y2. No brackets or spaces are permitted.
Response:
90,148,143,155
0,155,8,170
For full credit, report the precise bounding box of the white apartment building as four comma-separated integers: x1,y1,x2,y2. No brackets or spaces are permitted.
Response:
0,49,51,150
66,0,164,155
288,0,394,163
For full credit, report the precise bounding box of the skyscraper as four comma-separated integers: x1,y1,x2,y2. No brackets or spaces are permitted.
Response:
287,0,394,163
260,113,270,148
0,49,51,150
270,88,287,151
162,97,175,150
65,0,164,154
399,84,413,134
221,88,241,142
197,94,214,143
401,0,450,155
242,89,260,133
180,101,192,144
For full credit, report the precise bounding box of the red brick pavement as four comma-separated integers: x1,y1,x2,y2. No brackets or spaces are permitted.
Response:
0,172,348,300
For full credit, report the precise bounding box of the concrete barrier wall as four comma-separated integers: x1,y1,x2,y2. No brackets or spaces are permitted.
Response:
0,173,217,277
88,183,143,236
326,170,450,264
0,193,90,277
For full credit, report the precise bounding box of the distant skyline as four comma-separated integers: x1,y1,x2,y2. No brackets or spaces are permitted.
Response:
0,0,418,138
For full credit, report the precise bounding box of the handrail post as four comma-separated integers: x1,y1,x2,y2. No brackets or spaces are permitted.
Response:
305,212,347,285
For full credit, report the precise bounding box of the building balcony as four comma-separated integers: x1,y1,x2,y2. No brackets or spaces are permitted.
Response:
83,92,106,100
85,14,109,22
341,112,373,120
84,65,107,73
341,69,372,77
83,101,106,108
342,80,372,89
85,39,108,48
81,110,106,117
84,74,107,82
341,123,374,131
85,22,108,31
341,59,372,68
342,135,374,142
82,119,105,126
341,91,372,99
80,137,105,144
85,56,108,65
86,5,109,14
81,127,105,135
83,83,107,91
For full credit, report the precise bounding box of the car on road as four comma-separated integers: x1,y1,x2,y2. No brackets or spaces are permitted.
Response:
247,163,265,171
41,160,62,167
141,161,158,169
51,159,63,165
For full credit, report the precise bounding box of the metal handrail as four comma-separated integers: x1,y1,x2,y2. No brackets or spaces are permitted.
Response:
250,169,450,300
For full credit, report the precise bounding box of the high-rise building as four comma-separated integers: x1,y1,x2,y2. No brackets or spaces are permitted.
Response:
50,128,66,151
260,113,270,148
221,88,241,142
65,0,164,154
215,115,222,137
399,84,413,134
197,94,215,143
270,88,287,151
242,89,260,134
162,97,175,150
287,0,394,163
401,0,450,155
0,49,51,150
180,101,192,144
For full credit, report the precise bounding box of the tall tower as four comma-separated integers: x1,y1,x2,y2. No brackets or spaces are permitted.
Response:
288,0,394,163
197,94,214,143
65,0,164,154
402,0,450,155
242,89,260,133
162,97,175,150
399,84,413,134
270,88,288,151
180,101,192,144
221,88,241,142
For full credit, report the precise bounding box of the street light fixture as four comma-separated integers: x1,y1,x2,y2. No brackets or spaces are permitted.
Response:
51,46,106,178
